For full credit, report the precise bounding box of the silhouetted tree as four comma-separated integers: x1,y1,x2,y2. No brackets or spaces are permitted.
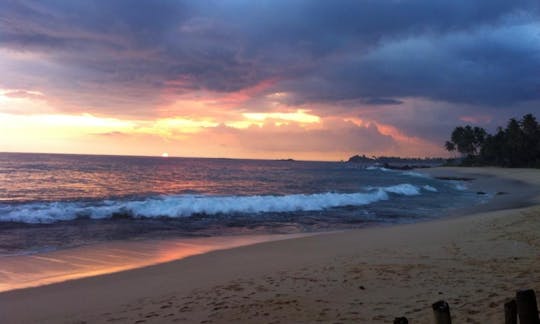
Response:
445,114,540,168
447,125,486,159
479,127,506,165
521,114,540,166
444,141,456,154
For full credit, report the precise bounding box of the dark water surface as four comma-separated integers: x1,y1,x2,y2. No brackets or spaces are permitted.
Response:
0,153,482,254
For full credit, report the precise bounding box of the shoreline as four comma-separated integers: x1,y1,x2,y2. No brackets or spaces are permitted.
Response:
1,167,540,323
422,167,540,217
0,166,528,293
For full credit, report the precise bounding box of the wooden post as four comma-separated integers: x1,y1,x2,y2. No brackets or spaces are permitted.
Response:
516,289,540,324
393,317,408,324
432,300,452,324
504,299,517,324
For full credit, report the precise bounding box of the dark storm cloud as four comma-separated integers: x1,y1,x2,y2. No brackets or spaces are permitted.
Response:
289,21,540,106
362,98,403,106
0,0,539,113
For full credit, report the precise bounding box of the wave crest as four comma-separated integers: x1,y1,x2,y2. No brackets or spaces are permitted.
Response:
0,183,427,224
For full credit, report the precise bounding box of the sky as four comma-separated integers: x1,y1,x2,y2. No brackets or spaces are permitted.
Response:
1,0,539,161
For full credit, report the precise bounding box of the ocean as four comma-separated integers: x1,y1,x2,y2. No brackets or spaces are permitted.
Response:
0,153,482,255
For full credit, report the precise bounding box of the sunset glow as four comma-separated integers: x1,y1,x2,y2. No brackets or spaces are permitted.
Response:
1,4,540,321
1,1,538,160
242,110,320,125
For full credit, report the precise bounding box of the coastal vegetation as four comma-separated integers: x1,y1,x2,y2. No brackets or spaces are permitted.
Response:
445,114,540,168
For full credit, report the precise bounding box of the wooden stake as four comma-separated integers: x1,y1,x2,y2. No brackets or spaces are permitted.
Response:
516,289,540,324
432,300,452,324
393,317,408,324
504,299,517,324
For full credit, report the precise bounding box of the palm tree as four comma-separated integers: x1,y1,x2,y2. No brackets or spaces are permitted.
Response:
444,141,456,159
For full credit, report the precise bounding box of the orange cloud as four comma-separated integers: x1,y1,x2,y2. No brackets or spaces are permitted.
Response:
158,78,277,114
215,78,277,106
0,85,446,160
342,115,443,157
227,109,320,128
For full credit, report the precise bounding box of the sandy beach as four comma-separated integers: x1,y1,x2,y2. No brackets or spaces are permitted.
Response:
1,167,540,323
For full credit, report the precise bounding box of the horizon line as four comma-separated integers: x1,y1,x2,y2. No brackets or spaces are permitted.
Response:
0,150,448,163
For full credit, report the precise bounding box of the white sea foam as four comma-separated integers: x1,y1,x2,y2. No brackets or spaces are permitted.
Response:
0,183,425,224
402,171,430,178
382,183,421,195
422,185,438,192
453,182,468,191
366,166,392,172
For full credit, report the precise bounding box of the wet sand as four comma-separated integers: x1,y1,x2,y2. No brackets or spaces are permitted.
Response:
1,167,540,323
0,234,311,292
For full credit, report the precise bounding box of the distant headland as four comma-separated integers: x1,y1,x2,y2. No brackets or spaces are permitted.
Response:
346,155,446,170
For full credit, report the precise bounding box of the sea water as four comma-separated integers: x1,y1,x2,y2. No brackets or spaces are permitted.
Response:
0,153,481,254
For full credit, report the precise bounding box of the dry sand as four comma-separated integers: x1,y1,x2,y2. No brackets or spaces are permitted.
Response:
1,167,540,323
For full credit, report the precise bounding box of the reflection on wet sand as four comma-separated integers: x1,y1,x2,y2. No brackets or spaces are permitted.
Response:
0,234,309,292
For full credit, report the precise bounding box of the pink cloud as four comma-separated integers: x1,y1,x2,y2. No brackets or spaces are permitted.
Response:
3,90,45,100
459,115,493,124
214,78,278,106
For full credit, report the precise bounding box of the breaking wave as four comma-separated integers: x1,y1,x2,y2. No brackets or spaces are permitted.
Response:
422,185,438,192
0,184,433,224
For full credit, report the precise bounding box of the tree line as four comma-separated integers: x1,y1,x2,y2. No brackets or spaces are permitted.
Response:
445,114,540,168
